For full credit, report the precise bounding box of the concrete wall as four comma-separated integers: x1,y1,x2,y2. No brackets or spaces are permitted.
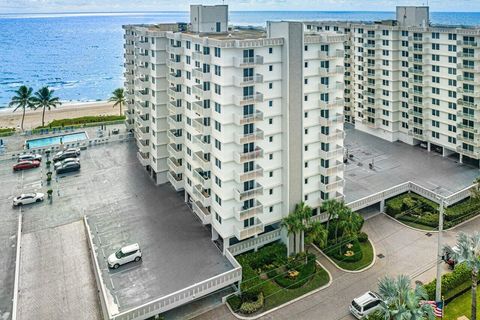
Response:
396,6,429,27
190,5,228,33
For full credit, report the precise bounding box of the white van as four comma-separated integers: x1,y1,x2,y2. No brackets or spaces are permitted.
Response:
349,291,383,319
107,243,142,269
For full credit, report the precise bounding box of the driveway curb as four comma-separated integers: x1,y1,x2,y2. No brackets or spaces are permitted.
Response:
11,212,22,320
225,260,333,320
311,240,376,274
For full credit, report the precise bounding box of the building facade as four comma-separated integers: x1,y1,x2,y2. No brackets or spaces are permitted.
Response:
306,6,480,166
123,5,346,252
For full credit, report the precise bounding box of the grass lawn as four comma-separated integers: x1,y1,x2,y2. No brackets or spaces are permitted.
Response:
327,240,375,271
444,288,479,320
262,266,330,310
397,218,436,231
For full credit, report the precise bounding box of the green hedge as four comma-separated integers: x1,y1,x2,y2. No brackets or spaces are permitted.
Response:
239,292,264,314
38,115,125,129
0,127,15,137
328,238,363,263
424,263,472,301
445,198,480,227
385,193,438,217
271,253,316,289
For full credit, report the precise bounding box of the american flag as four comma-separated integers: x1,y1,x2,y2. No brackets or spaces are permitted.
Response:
423,300,444,318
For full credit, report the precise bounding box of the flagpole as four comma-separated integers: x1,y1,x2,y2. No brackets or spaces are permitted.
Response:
435,199,444,302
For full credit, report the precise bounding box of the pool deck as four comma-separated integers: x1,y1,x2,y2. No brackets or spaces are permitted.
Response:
26,131,89,149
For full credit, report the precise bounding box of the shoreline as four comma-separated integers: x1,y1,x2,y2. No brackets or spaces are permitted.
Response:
0,100,120,129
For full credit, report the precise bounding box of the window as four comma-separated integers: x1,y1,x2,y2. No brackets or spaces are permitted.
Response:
215,195,222,206
269,100,273,107
269,47,273,54
214,65,221,76
214,121,221,132
269,82,273,89
269,65,273,72
215,212,222,223
269,171,273,177
214,102,221,113
214,47,221,57
269,118,273,125
215,158,221,169
214,84,221,95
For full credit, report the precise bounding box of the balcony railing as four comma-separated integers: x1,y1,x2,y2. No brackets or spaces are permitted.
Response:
192,201,212,225
167,87,185,100
166,59,184,69
192,101,211,117
235,165,263,183
167,73,184,85
319,145,344,159
457,110,480,121
457,123,478,133
193,135,211,153
234,147,263,164
319,177,344,193
137,151,149,166
234,93,264,106
193,185,212,208
193,118,211,135
234,183,263,202
167,171,184,191
233,110,264,126
192,85,212,100
234,129,264,145
456,146,479,158
319,161,343,176
233,55,264,67
192,51,212,63
319,113,344,126
233,74,264,87
168,46,184,55
193,151,210,171
167,130,183,144
193,169,212,188
192,68,212,81
234,218,264,241
234,201,263,221
167,143,182,159
167,157,183,174
319,130,344,143
167,115,183,129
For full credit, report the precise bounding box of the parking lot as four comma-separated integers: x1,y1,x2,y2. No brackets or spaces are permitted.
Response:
0,140,233,319
344,124,479,202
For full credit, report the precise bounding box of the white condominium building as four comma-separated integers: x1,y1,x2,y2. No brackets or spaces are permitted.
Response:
123,5,346,252
307,6,480,166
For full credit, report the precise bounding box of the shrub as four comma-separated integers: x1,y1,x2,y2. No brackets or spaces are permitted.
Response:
239,292,264,314
357,232,369,243
0,127,15,136
273,254,316,289
424,263,471,300
402,197,416,210
39,115,125,129
227,295,242,311
329,238,363,263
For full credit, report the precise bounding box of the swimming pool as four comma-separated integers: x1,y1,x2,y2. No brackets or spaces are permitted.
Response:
26,132,89,149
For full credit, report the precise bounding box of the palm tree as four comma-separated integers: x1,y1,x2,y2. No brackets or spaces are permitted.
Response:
306,220,328,249
321,199,342,232
448,232,480,320
31,87,61,127
9,85,34,131
377,274,435,320
281,213,303,255
470,177,480,203
109,88,125,116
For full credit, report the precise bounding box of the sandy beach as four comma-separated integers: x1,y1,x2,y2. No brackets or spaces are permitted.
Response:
0,101,120,129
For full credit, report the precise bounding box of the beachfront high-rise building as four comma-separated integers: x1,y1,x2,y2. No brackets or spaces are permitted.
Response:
123,5,346,251
306,6,480,166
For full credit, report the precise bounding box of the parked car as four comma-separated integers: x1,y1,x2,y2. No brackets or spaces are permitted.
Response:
349,291,383,319
13,193,45,206
54,157,80,170
13,160,41,171
53,148,81,162
56,161,80,174
108,243,142,269
18,154,42,162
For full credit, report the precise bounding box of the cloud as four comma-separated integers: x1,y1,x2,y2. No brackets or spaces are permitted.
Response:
0,0,478,13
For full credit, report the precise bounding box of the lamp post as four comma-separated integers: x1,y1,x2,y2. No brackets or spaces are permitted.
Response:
435,198,445,302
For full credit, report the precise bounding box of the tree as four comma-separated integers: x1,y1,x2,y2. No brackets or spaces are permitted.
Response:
31,87,61,127
377,274,435,320
281,213,303,255
306,220,328,249
109,88,125,116
9,85,34,131
470,177,480,203
320,199,342,231
448,232,480,320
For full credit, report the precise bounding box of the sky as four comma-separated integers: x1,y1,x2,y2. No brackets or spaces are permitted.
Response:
0,0,479,13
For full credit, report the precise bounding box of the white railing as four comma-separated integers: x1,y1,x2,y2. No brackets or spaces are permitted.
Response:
228,229,282,256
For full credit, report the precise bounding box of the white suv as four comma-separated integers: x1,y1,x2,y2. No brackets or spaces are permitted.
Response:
349,291,383,319
107,243,142,269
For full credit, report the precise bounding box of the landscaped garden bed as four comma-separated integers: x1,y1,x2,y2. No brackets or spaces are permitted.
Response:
322,233,374,271
0,127,15,137
226,243,330,315
37,115,126,129
385,192,480,230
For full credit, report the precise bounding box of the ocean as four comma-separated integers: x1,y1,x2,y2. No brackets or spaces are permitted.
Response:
0,10,479,108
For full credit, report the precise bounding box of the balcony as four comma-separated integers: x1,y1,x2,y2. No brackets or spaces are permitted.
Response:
233,55,264,67
408,109,424,117
192,51,212,63
137,151,149,166
408,68,424,75
456,133,475,143
234,217,264,241
319,145,344,159
193,169,212,188
136,114,149,127
234,93,264,106
192,68,212,81
234,201,263,222
319,177,344,193
319,130,344,143
319,113,344,126
168,45,184,55
457,124,478,133
192,101,211,117
457,99,476,108
235,165,263,183
193,118,212,135
167,73,184,85
167,143,182,159
457,40,478,47
167,87,185,100
192,85,211,100
233,110,264,126
234,147,264,164
168,101,181,115
167,130,183,144
457,110,480,121
192,201,212,225
318,49,344,59
137,139,149,154
193,135,211,153
135,126,149,141
167,115,183,130
167,171,184,191
234,129,264,145
456,146,480,158
167,157,184,174
319,81,345,92
193,185,212,208
319,65,344,76
319,160,343,176
234,183,263,202
135,90,149,101
193,151,210,171
166,59,184,69
233,74,264,87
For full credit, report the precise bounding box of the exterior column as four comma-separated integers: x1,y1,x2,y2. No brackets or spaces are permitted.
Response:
211,227,219,241
459,153,463,164
380,199,385,213
427,142,431,152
